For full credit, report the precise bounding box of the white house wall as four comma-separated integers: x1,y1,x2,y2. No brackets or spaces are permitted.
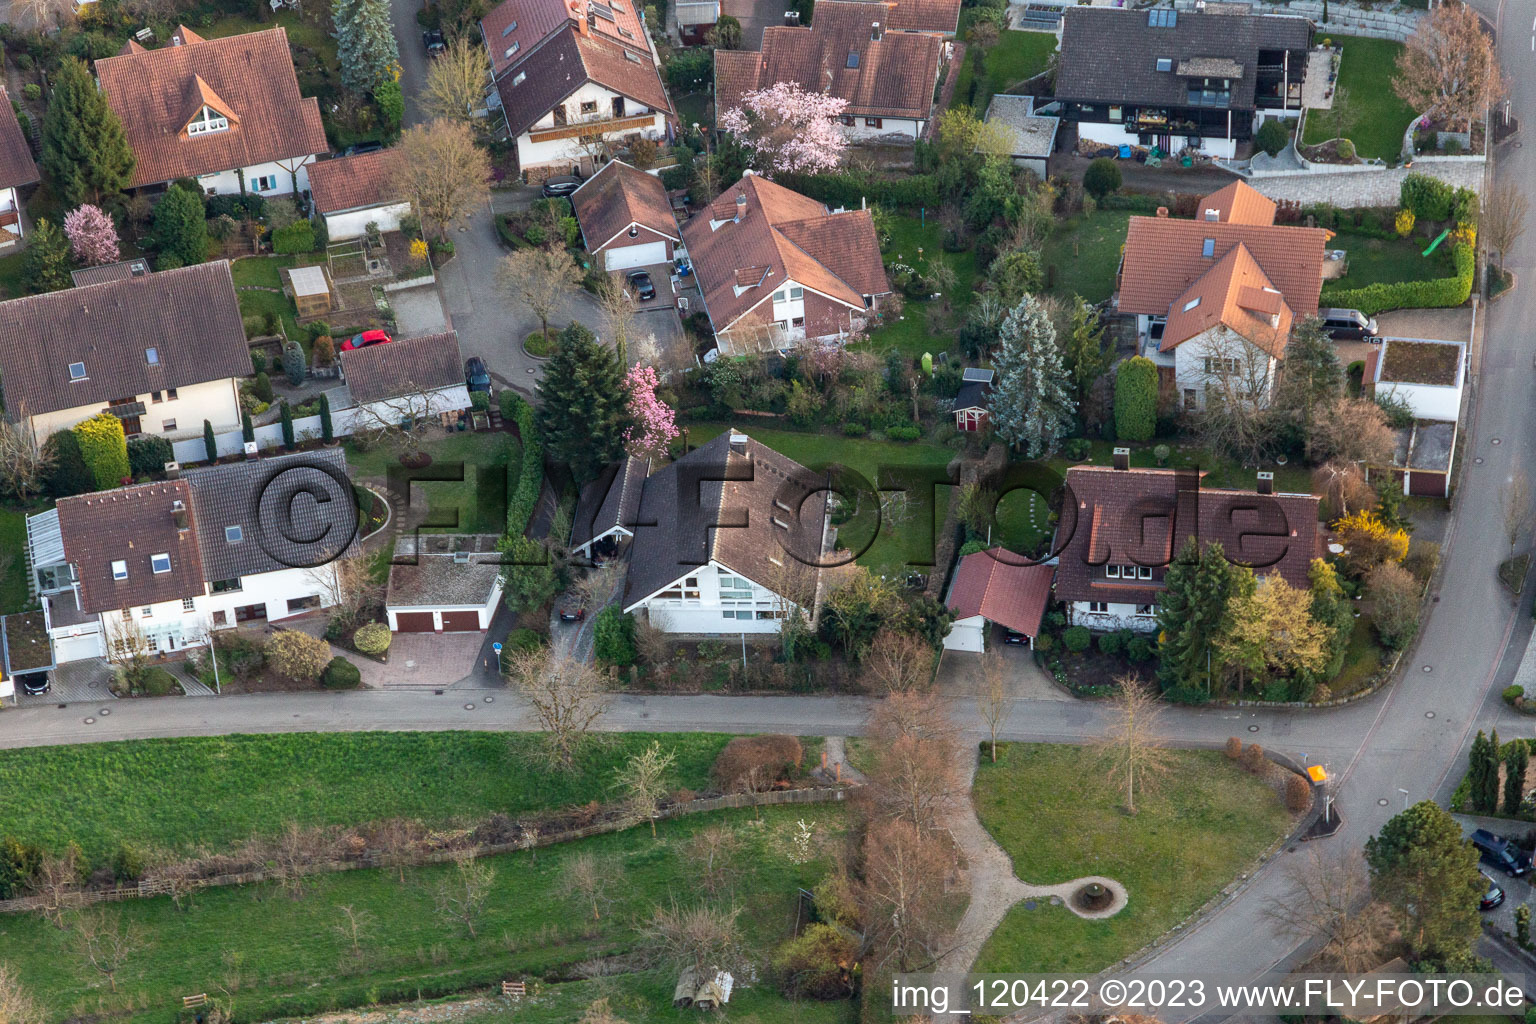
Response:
31,377,243,446
840,117,924,142
324,202,414,241
1172,326,1278,409
1375,381,1461,422
386,579,503,632
633,562,795,634
1067,600,1158,633
191,157,317,198
515,81,666,171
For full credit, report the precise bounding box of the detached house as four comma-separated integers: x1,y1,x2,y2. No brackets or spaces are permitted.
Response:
570,159,680,270
0,261,251,444
95,25,328,196
30,450,356,663
1116,181,1330,409
1053,457,1320,633
1056,5,1310,158
714,1,945,143
481,0,673,177
622,430,828,633
0,88,39,248
680,173,890,353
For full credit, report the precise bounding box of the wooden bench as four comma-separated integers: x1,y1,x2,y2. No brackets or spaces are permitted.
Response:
182,994,207,1008
501,981,526,999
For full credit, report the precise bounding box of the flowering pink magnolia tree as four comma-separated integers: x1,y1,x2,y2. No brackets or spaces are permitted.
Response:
63,205,120,267
623,364,679,462
718,81,849,177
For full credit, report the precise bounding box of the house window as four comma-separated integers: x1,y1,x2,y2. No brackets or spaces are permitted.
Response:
150,553,171,574
1137,566,1153,580
504,40,521,58
151,391,163,404
1155,57,1173,72
1182,296,1201,312
225,525,243,543
501,19,518,34
287,595,321,613
1136,603,1156,616
141,606,153,618
789,286,803,300
846,50,859,68
212,610,227,626
623,50,642,63
212,577,243,593
1203,356,1240,375
773,290,786,302
1201,238,1215,258
512,71,526,86
69,361,87,381
1106,565,1120,578
162,419,177,433
771,516,789,530
580,100,598,115
1108,105,1123,123
251,175,277,192
841,115,855,126
111,559,128,580
145,347,159,365
864,117,882,128
167,388,178,400
612,97,625,117
1148,8,1176,26
791,316,804,327
1088,601,1110,613
182,597,195,611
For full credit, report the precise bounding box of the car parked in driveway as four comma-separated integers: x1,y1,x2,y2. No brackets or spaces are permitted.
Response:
541,175,582,198
16,672,49,696
1471,828,1532,877
422,29,445,56
627,269,656,301
465,356,491,394
340,329,393,351
1480,871,1506,910
1002,629,1028,646
343,141,384,157
1320,307,1378,341
558,597,585,623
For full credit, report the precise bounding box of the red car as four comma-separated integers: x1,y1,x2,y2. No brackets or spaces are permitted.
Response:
340,329,393,351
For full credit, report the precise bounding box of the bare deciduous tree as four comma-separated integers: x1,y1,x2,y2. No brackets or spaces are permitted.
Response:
1393,1,1505,132
348,378,455,464
29,848,81,928
10,0,71,33
1483,179,1529,269
1311,397,1396,467
1091,676,1173,814
1312,460,1375,519
422,36,491,127
503,647,612,766
499,246,582,344
597,277,640,369
1266,846,1391,972
332,904,374,963
685,825,741,898
307,552,381,631
71,909,142,992
271,821,323,899
862,631,936,694
1501,467,1531,553
641,902,744,977
0,417,51,502
857,819,953,972
391,119,492,242
432,848,496,937
1192,330,1282,463
372,818,420,884
867,692,959,828
0,962,42,1024
978,649,1009,763
560,852,614,921
613,740,677,837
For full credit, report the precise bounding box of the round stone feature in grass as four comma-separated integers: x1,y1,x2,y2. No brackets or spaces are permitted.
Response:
1074,881,1114,912
524,330,554,357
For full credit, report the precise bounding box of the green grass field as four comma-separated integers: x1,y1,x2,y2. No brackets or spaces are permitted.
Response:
0,507,33,615
0,731,735,861
1045,438,1314,496
4,805,845,1024
952,16,1058,113
686,423,958,576
345,432,519,534
972,744,1296,972
1327,230,1453,289
1042,210,1133,304
229,254,323,291
1300,37,1415,162
993,487,1051,555
866,213,980,359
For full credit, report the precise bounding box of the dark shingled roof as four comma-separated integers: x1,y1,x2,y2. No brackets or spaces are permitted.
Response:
622,431,827,610
0,87,38,191
182,448,359,581
0,261,251,419
1052,465,1320,607
69,259,152,288
340,331,465,405
56,481,203,613
572,455,648,551
1056,6,1311,110
571,160,679,252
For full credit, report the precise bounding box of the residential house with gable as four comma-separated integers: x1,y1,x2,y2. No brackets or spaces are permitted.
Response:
30,450,356,664
680,173,890,353
621,430,828,633
0,88,38,248
481,0,673,177
570,159,680,270
94,25,328,196
0,261,251,445
1053,455,1320,633
1115,180,1330,409
714,1,945,142
817,0,961,35
308,150,414,241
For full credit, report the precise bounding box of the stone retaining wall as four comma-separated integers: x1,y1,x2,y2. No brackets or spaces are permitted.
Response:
1244,160,1482,206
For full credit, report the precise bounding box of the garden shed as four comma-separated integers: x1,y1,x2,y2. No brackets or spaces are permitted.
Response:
287,265,333,318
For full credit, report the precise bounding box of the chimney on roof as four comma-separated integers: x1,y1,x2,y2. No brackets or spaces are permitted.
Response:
1156,207,1169,218
171,498,189,532
1257,471,1274,495
163,461,179,479
1204,208,1220,221
1113,447,1130,471
734,193,746,222
729,432,749,457
243,441,259,460
871,20,882,39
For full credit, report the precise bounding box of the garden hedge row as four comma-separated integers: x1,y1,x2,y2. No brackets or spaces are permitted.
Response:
501,392,544,536
776,171,941,211
1319,243,1475,316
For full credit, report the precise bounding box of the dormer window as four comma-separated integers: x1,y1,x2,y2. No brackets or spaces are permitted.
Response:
225,525,243,544
111,560,128,580
68,362,87,381
187,106,230,136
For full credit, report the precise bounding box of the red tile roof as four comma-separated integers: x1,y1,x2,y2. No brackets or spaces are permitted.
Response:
308,150,404,215
570,159,678,250
57,481,203,613
817,0,960,33
94,26,328,188
483,0,649,77
680,174,890,334
715,1,944,120
1160,242,1294,357
946,549,1054,637
1197,180,1278,225
0,87,38,191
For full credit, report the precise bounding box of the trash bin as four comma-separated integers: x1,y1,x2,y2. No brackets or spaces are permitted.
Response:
1118,144,1132,159
1181,155,1193,167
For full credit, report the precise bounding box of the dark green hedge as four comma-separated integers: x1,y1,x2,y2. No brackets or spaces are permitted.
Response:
501,392,544,537
1319,243,1475,316
775,171,941,210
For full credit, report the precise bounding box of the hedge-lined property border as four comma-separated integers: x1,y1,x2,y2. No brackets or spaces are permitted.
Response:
1320,242,1475,316
501,392,544,536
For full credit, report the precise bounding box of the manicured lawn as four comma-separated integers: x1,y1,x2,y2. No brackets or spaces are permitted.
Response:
237,286,303,347
1047,438,1315,498
203,10,337,62
1042,209,1132,304
994,487,1051,555
686,423,958,576
0,507,33,615
1329,613,1384,697
1300,36,1415,162
345,431,519,534
952,14,1058,112
1,804,845,1024
0,731,735,861
1328,230,1453,289
973,744,1296,972
229,253,323,291
459,974,855,1024
866,212,979,359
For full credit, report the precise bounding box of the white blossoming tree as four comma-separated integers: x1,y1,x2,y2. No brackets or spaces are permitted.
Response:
718,81,849,177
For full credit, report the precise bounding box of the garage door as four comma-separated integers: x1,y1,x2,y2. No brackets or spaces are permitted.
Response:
605,240,668,271
53,631,105,663
441,610,482,632
393,611,436,633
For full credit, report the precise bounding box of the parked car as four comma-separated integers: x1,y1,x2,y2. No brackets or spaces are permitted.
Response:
558,597,586,623
627,269,656,301
1480,871,1506,910
1002,630,1028,646
16,672,49,696
1471,828,1533,877
1320,307,1379,341
541,175,583,198
422,28,446,56
465,356,491,394
340,329,393,351
343,141,385,157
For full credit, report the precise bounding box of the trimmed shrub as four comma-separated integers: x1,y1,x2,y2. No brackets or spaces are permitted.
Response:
712,735,803,792
319,393,333,443
1284,772,1312,812
126,435,173,478
43,430,94,499
1255,118,1290,157
507,627,545,653
253,371,274,404
322,656,363,689
1335,139,1355,161
72,413,130,489
1401,173,1454,221
111,843,147,883
1504,684,1525,706
1083,158,1122,199
502,392,544,536
266,629,331,683
887,424,921,441
279,401,295,450
282,342,306,386
313,335,336,368
1225,736,1243,759
593,607,637,667
1125,635,1152,662
1114,356,1158,442
271,220,317,254
773,923,858,1000
1097,631,1123,656
1242,742,1266,773
353,622,392,655
775,171,941,210
1061,626,1090,653
141,666,180,696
